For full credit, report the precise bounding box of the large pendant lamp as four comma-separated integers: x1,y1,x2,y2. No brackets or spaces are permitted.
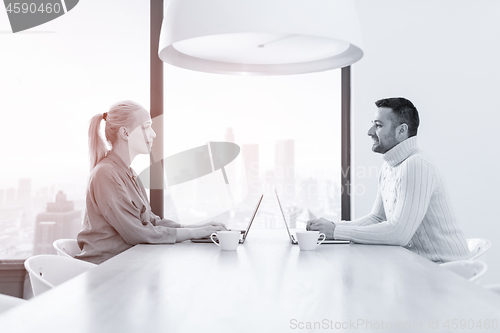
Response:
158,0,363,75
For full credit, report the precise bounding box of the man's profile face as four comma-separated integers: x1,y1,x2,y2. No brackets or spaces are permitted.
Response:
367,107,400,154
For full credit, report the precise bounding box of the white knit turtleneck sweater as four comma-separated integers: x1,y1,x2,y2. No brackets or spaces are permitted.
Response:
334,136,470,263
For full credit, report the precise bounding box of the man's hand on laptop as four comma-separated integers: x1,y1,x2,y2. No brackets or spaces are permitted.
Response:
306,217,336,239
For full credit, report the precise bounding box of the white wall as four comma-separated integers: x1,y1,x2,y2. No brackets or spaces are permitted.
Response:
351,0,500,284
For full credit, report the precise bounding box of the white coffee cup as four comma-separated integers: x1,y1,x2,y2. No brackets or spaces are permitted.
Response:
211,231,240,251
296,231,326,251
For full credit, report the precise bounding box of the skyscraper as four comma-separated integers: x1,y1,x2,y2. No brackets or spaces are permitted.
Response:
242,144,259,195
17,178,31,209
225,127,235,143
275,139,295,201
34,191,82,255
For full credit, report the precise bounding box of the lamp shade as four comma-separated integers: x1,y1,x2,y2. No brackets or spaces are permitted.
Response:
159,0,363,75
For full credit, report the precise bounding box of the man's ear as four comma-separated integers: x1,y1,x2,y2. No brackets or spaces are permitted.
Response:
399,124,407,134
396,123,409,140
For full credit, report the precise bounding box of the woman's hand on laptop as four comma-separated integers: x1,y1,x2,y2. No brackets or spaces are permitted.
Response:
306,217,336,239
190,224,227,239
175,224,227,242
189,221,227,229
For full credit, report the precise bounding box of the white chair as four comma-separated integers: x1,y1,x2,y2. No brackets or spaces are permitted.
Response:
440,260,487,284
0,294,26,315
484,284,500,295
467,238,491,261
53,239,82,258
24,255,96,297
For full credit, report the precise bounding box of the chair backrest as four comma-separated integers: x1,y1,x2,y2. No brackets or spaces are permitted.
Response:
53,239,82,258
484,284,500,295
0,294,26,315
467,238,492,261
440,260,488,284
24,255,96,297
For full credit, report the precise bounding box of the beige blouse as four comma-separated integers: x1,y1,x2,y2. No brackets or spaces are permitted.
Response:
76,150,179,264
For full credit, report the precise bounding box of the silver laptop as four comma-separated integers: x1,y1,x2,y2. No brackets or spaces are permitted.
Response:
191,194,263,244
275,189,350,245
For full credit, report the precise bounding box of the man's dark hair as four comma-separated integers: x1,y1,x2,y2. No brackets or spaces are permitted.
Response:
375,97,420,137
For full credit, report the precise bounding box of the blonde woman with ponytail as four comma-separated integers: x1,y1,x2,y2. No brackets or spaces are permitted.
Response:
76,101,226,264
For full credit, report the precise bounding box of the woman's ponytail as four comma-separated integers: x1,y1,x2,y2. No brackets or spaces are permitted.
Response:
88,113,108,171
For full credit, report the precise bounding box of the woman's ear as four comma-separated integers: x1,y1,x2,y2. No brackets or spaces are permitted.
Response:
119,127,129,141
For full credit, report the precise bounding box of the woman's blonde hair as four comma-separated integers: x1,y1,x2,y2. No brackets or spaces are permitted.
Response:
88,100,146,170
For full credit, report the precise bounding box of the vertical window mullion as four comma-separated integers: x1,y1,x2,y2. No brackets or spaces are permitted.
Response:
150,0,164,218
341,66,351,221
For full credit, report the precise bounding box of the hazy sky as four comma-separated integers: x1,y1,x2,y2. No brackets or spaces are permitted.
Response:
0,0,342,197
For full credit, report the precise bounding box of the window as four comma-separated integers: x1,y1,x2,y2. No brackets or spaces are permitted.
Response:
0,1,150,259
161,66,343,230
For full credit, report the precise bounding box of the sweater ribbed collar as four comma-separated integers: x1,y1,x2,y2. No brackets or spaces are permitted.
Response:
382,136,419,167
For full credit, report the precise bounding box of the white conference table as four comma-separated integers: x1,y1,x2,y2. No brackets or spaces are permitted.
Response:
1,229,499,332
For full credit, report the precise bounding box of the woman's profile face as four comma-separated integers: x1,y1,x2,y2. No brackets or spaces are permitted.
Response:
127,108,156,156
